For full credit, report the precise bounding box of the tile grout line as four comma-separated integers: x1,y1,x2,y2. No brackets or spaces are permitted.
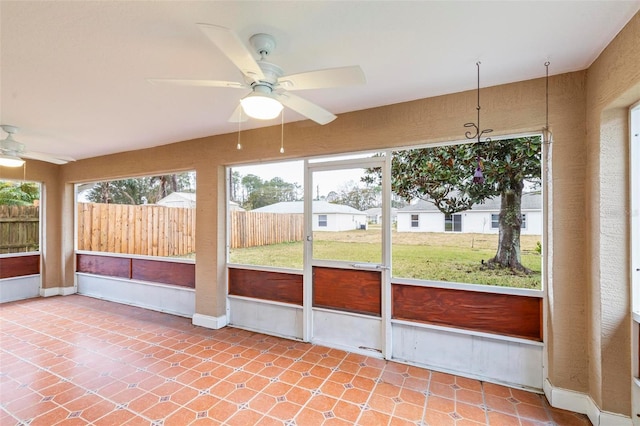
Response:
0,344,157,425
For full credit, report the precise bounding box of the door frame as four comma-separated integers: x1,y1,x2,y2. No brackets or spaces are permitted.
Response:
303,154,392,358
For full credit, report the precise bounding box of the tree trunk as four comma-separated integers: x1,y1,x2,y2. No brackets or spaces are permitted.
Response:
490,183,531,273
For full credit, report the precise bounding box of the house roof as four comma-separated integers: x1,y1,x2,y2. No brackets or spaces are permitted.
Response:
157,192,196,203
399,192,542,213
168,192,196,202
2,2,637,162
364,207,398,216
253,201,365,215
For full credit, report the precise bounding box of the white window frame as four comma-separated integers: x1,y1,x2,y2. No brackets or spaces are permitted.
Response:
411,214,419,228
0,179,42,255
631,102,640,315
444,213,462,233
630,101,640,387
318,214,327,227
491,213,499,229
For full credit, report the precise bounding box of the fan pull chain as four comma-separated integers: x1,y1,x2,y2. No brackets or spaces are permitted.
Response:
237,107,242,150
544,61,552,145
280,110,284,154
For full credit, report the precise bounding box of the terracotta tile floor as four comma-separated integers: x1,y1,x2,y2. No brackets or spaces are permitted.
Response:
0,295,590,425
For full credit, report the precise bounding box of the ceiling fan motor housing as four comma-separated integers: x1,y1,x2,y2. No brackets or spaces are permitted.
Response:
250,33,276,57
249,61,283,93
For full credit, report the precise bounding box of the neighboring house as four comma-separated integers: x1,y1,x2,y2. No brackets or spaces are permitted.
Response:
228,201,244,211
157,192,196,208
157,193,244,211
397,192,542,235
364,207,398,224
253,200,367,232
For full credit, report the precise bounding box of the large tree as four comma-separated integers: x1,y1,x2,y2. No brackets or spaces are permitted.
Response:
369,137,541,272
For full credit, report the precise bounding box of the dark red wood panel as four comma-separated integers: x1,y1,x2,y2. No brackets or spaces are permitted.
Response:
392,284,542,341
228,268,303,305
131,259,195,288
313,266,381,316
0,255,40,279
76,254,130,278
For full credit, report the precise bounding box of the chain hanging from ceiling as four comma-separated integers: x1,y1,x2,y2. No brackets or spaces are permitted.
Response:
464,62,493,184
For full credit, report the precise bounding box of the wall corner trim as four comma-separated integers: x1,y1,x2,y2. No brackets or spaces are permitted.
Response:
543,379,632,426
40,286,77,297
192,313,227,330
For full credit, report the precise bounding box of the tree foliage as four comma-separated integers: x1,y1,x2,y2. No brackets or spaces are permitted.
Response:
0,181,40,206
384,137,541,215
367,137,542,272
85,172,195,205
231,173,301,210
330,180,381,211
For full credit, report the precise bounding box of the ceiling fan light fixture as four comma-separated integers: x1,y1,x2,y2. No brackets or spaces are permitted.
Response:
0,154,25,167
240,92,283,120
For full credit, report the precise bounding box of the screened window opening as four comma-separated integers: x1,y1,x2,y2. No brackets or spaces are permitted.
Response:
318,214,328,227
390,136,543,289
0,180,41,254
76,172,196,259
227,161,304,269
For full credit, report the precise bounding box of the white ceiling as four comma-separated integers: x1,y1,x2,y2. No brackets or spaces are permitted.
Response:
1,1,638,162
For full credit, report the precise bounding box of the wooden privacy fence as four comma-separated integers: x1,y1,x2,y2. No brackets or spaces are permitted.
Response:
230,210,304,249
0,205,40,254
78,206,301,253
77,203,195,257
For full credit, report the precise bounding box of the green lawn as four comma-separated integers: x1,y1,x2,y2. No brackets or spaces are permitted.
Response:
229,231,542,289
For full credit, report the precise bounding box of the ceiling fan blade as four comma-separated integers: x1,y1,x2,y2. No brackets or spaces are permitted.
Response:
227,104,249,123
20,151,75,165
279,66,366,91
196,23,264,83
275,92,337,125
147,79,246,89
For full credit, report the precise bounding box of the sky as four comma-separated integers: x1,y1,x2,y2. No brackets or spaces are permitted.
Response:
230,158,374,198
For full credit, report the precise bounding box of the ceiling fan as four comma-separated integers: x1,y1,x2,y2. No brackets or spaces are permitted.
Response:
0,125,75,167
148,24,366,125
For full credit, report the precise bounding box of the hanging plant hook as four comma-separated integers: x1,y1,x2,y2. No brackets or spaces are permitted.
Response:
463,62,492,184
464,62,493,143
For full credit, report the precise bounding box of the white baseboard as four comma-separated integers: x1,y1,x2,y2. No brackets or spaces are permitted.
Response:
40,286,77,297
544,379,632,425
192,312,227,329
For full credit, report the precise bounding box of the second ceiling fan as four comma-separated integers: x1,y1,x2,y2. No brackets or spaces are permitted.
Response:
149,24,365,125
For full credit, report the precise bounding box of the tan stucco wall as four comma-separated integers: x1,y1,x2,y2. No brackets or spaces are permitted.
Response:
2,11,638,417
585,12,640,415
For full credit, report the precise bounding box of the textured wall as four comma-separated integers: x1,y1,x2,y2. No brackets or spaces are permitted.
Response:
4,13,639,416
585,12,640,415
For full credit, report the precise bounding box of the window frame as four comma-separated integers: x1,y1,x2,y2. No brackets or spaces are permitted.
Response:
630,101,640,315
318,214,328,227
410,214,419,228
74,173,196,261
226,135,544,293
444,213,462,233
0,179,42,255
